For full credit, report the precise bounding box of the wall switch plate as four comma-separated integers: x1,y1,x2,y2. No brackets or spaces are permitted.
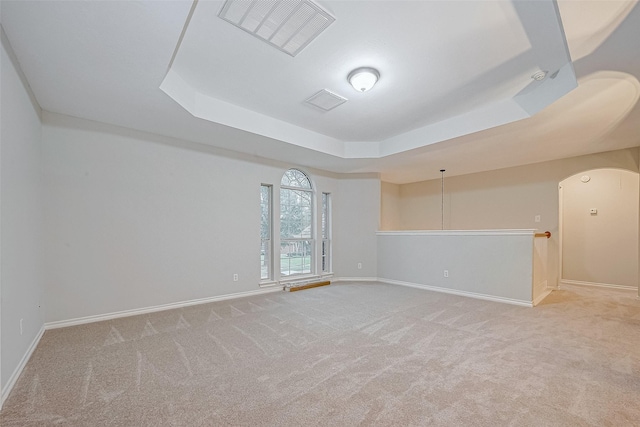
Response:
534,215,541,223
357,262,362,269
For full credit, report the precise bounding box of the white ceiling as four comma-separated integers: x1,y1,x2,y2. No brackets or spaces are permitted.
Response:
1,0,639,183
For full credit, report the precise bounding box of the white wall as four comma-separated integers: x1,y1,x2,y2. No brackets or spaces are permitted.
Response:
1,28,45,399
382,148,640,288
533,235,549,304
42,112,380,323
561,169,639,288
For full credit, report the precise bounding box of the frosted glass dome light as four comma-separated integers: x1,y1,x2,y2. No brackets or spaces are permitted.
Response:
348,67,380,92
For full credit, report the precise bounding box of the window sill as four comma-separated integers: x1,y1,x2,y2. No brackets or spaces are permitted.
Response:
281,274,334,284
259,280,280,289
260,274,334,289
279,274,320,284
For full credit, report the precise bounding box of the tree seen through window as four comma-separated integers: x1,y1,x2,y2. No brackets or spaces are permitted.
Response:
280,169,313,276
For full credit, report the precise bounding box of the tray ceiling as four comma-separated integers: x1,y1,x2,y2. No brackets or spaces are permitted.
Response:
1,0,639,183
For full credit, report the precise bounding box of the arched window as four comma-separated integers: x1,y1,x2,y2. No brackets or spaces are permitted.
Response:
280,169,313,277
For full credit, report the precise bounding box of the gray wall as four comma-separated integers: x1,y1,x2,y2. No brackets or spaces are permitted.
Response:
333,177,379,279
377,231,535,304
1,28,45,399
42,112,380,323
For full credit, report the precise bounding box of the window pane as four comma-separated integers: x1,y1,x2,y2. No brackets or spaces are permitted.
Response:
280,240,312,276
321,193,327,239
261,239,270,280
281,168,311,189
322,192,331,273
321,239,329,272
260,185,272,280
261,185,271,240
280,188,312,239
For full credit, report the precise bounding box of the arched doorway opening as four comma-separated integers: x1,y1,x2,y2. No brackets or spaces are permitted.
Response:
559,168,639,290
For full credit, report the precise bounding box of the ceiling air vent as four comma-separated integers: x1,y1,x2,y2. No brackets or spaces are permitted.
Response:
305,89,347,111
218,0,335,57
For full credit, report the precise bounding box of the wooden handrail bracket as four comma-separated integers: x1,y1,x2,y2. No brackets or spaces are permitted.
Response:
534,231,551,239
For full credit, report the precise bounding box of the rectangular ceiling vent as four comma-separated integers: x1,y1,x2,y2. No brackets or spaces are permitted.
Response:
218,0,335,57
305,89,347,111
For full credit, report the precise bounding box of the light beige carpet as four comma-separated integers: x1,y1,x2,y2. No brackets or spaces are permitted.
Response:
2,282,640,426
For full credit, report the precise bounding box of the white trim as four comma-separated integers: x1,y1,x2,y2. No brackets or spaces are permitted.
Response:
558,182,565,289
378,278,533,307
1,326,45,407
560,279,638,291
533,288,553,306
376,229,536,237
332,277,378,283
279,274,322,284
44,287,282,330
259,280,280,288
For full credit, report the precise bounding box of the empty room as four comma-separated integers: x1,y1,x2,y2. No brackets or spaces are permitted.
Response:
1,0,640,425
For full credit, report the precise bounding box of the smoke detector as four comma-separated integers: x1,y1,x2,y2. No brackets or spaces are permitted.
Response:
531,70,548,81
218,0,335,57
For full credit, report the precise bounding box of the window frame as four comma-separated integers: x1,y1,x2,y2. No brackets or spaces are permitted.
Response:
279,169,314,278
321,192,332,274
260,184,273,282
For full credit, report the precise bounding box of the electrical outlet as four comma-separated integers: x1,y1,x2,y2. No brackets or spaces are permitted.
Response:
357,262,362,270
233,274,238,282
535,215,541,223
20,318,23,335
444,270,449,278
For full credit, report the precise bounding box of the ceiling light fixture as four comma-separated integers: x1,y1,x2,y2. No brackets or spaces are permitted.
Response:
348,67,380,92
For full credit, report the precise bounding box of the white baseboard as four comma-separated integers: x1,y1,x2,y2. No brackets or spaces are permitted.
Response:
378,278,533,307
533,288,553,306
1,325,45,408
560,279,638,291
44,287,283,330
